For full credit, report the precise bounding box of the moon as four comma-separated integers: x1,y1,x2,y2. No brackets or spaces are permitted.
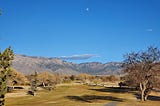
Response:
86,8,89,12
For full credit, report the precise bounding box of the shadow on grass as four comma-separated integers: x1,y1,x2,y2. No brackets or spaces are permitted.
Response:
89,87,160,101
66,95,125,103
90,87,134,94
134,93,160,101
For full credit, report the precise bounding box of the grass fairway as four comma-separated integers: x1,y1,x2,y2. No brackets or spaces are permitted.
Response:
6,83,160,106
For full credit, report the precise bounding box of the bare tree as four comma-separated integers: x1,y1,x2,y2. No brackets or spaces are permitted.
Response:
123,46,160,101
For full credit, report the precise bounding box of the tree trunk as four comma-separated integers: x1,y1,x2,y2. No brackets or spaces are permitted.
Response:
141,88,145,101
140,82,147,101
142,93,144,101
42,82,45,87
144,88,152,101
144,93,148,101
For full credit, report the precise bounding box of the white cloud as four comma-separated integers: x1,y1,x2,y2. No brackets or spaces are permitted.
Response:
59,54,99,60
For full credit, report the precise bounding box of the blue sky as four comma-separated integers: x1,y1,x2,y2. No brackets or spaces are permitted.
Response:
0,0,160,63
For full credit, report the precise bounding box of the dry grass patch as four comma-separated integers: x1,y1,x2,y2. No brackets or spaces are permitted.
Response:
6,84,111,106
5,83,160,106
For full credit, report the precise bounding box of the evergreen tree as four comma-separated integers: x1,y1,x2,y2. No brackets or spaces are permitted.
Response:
28,71,38,96
32,71,38,92
0,47,14,105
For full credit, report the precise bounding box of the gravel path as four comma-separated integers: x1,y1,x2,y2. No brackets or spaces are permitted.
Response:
103,101,118,106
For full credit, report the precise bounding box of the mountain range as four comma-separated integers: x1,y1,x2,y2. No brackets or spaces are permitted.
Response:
12,54,122,75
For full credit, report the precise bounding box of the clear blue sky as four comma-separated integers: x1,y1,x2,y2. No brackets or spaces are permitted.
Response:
0,0,160,63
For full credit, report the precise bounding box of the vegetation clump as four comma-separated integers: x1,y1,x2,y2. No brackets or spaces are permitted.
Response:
28,71,38,96
0,47,14,105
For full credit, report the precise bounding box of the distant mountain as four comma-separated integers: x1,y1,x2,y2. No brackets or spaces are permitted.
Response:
12,54,122,75
77,62,122,75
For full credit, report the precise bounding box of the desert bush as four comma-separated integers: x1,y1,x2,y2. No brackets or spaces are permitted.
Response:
100,75,118,82
37,71,57,87
9,70,29,85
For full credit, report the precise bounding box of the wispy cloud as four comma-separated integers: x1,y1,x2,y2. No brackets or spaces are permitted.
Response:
59,54,99,60
146,29,153,32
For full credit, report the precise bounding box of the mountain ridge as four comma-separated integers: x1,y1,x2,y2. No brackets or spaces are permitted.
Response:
12,54,122,75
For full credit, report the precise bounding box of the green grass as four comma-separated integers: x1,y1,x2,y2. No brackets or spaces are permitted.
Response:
6,84,160,106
